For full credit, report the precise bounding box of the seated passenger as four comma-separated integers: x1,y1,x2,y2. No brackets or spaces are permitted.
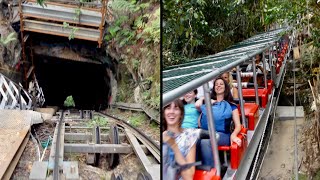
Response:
246,54,270,86
220,72,239,99
162,99,200,180
246,54,270,74
195,77,242,168
182,89,200,129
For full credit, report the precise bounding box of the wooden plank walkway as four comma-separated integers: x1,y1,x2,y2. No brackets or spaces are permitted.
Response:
125,129,160,180
0,110,31,179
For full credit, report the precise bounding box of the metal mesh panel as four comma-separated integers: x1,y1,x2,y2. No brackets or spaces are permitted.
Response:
163,73,206,94
163,58,239,79
165,50,254,71
163,59,239,93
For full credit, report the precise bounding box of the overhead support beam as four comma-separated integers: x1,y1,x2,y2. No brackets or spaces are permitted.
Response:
22,1,102,27
23,20,100,42
20,0,107,47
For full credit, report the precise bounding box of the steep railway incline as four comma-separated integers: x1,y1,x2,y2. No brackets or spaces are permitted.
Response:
163,27,295,179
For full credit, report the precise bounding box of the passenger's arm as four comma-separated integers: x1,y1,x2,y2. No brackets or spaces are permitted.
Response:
233,88,239,99
257,64,266,74
266,62,271,71
230,109,242,146
163,132,196,180
198,113,202,128
195,97,216,111
195,97,204,111
180,144,196,180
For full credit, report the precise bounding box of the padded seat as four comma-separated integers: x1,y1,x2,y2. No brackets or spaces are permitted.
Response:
238,103,259,130
194,167,220,180
242,88,268,108
267,79,273,94
217,127,248,170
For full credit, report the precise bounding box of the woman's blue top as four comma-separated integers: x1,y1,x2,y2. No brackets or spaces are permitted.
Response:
200,100,237,133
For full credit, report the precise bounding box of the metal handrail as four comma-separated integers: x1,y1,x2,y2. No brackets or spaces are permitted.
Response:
0,73,45,109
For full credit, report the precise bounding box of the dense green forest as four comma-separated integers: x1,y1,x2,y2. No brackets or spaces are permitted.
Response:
163,0,320,67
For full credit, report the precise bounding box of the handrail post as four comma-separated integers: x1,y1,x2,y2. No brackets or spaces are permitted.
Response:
19,86,22,110
262,52,267,89
269,47,274,81
252,58,260,105
236,66,247,128
203,83,220,175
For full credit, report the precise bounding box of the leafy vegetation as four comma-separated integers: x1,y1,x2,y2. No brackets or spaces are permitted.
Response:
63,22,79,40
0,32,16,46
87,116,109,127
64,95,75,107
36,0,46,7
106,0,160,110
163,0,320,67
128,113,146,127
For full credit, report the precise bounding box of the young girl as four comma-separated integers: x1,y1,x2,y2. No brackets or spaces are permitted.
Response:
162,99,200,180
182,89,200,129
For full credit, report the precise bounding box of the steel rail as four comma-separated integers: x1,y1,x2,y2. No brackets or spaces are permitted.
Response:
95,112,160,163
26,0,102,12
22,1,102,27
23,20,100,42
53,110,64,180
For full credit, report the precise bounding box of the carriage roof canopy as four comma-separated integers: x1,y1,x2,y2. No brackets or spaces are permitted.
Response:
162,27,290,106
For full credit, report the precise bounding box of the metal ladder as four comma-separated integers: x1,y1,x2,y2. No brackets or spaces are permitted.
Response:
0,73,45,109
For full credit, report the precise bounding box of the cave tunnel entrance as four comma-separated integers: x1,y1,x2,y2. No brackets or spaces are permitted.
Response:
27,33,112,111
34,55,110,110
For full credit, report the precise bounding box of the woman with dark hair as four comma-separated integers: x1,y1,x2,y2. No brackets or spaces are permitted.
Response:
162,99,200,180
195,77,242,167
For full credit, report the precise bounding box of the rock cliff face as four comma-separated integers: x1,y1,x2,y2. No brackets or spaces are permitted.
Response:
0,1,21,81
105,1,160,112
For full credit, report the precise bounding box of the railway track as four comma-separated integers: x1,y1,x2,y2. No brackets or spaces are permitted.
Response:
45,110,160,180
96,111,160,162
110,102,160,124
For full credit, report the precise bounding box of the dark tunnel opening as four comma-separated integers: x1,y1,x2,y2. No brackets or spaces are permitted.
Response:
34,55,111,111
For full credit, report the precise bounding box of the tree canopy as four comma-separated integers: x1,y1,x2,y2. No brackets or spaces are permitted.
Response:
163,0,319,67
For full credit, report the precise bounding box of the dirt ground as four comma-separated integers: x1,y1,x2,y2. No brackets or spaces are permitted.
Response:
258,118,305,180
10,109,159,180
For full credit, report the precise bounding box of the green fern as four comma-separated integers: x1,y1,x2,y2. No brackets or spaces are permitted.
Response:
74,8,82,21
0,32,17,46
63,22,70,28
36,0,46,7
110,0,136,12
69,27,79,40
134,16,144,29
142,8,160,43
